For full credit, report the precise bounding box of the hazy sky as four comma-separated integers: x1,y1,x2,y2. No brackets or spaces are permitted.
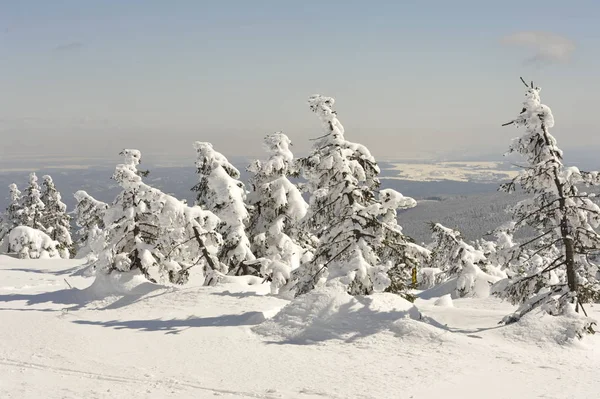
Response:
1,0,599,164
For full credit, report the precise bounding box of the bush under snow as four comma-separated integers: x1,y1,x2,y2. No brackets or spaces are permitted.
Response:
8,226,61,259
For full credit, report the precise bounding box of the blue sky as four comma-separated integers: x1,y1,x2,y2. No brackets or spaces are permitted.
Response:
1,0,599,162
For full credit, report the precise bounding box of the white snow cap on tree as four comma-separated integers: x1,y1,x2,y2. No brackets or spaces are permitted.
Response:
193,142,255,275
495,78,600,336
247,132,313,293
40,175,73,258
284,95,424,298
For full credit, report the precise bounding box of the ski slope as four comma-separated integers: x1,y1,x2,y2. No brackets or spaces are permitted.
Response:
0,256,599,398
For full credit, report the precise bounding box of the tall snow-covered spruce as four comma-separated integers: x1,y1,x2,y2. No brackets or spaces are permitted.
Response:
192,142,257,276
247,132,314,293
40,175,73,258
496,78,600,335
96,149,222,284
285,95,426,298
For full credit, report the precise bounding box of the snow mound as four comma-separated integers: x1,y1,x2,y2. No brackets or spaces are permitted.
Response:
253,287,442,344
86,270,162,298
501,306,596,346
434,294,454,307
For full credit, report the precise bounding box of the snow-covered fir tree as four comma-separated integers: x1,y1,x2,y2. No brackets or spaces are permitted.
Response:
20,172,46,232
484,223,519,275
192,142,256,275
73,190,108,259
246,132,315,293
427,223,504,297
495,78,600,334
377,189,430,296
97,149,222,284
285,95,424,298
0,184,24,252
40,175,73,258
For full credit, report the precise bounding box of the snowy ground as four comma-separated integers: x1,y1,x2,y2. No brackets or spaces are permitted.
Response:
1,256,599,399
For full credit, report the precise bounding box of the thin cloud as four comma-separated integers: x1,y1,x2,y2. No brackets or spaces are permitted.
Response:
53,42,84,53
501,31,575,65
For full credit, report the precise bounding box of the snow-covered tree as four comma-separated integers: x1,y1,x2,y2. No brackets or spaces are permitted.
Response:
0,184,23,252
20,172,46,232
40,175,73,258
247,132,315,293
377,189,430,296
284,95,423,298
496,78,600,334
73,190,108,259
484,223,519,275
97,149,222,285
427,223,504,297
192,142,256,275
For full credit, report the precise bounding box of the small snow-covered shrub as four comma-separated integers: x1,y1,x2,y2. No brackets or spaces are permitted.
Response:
9,226,61,259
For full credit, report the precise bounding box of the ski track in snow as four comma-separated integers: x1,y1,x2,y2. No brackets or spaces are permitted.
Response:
1,256,599,399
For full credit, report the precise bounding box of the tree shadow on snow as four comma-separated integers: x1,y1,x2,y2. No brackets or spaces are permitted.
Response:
72,311,267,334
4,266,84,276
210,290,266,299
262,296,445,345
0,289,91,311
0,276,164,313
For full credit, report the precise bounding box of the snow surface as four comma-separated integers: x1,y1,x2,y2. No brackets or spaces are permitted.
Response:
1,256,600,398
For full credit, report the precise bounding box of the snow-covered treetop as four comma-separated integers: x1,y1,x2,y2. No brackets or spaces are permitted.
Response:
28,172,39,187
303,95,380,192
193,142,241,180
113,150,144,188
308,95,346,138
504,80,559,169
73,190,108,229
120,149,141,169
74,190,108,207
8,183,21,202
249,132,295,177
41,175,67,211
